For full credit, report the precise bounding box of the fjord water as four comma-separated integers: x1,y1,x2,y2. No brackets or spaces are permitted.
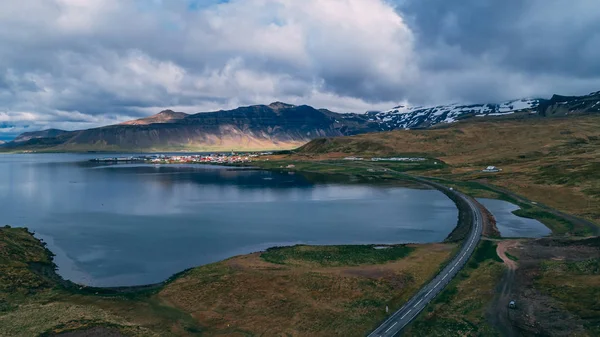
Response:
0,154,458,287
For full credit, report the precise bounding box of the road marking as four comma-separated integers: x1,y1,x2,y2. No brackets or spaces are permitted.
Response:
384,322,397,333
368,190,483,337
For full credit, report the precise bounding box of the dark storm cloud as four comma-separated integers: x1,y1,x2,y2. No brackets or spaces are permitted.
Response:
397,0,600,103
402,0,600,75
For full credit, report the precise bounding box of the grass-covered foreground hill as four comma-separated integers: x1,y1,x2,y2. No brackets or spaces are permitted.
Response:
404,237,600,336
0,226,455,336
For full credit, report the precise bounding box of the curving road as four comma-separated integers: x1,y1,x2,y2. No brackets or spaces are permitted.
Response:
368,184,483,337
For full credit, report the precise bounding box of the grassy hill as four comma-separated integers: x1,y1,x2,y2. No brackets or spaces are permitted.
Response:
0,227,455,336
294,115,600,228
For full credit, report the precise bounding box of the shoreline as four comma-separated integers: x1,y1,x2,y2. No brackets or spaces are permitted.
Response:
38,173,468,291
0,225,460,336
16,226,449,295
5,158,469,290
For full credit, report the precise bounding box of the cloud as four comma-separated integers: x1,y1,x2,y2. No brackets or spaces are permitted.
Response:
0,0,599,139
0,0,417,138
397,0,600,103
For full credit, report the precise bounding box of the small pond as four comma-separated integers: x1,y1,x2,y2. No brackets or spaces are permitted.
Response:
477,198,551,238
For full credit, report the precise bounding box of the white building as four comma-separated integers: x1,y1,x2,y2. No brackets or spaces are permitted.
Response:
482,166,501,173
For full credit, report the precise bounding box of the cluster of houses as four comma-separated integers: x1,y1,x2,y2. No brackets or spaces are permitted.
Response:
91,153,258,164
148,154,254,164
371,157,426,162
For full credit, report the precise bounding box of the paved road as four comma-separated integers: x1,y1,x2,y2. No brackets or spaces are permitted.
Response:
368,183,484,337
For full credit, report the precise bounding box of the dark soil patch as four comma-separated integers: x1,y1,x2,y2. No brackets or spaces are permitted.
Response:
478,201,501,238
50,327,126,337
488,238,600,336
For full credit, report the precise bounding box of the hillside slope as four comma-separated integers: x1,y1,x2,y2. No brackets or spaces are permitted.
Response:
120,110,189,125
296,115,600,225
13,129,70,143
538,91,600,116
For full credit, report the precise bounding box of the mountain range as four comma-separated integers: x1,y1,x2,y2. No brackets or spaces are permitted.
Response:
2,102,377,152
2,90,599,152
367,90,600,130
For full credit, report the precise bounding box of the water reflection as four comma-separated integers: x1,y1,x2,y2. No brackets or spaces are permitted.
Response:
0,154,458,287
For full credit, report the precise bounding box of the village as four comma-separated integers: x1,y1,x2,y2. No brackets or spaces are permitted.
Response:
148,153,255,164
91,152,274,164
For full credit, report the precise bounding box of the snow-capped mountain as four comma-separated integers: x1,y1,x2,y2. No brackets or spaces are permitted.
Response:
367,98,541,130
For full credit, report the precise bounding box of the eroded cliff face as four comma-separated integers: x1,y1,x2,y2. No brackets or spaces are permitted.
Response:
537,91,600,116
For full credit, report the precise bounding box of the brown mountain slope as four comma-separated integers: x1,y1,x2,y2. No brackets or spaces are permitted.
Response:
298,115,600,164
296,115,600,225
3,103,378,152
120,110,189,125
13,129,70,143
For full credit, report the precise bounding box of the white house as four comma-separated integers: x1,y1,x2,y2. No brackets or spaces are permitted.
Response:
482,166,501,173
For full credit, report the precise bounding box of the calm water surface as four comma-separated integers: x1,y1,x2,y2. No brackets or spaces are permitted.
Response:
477,198,551,238
0,153,458,287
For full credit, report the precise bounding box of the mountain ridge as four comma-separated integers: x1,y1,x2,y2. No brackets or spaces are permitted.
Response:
2,103,377,152
13,128,70,143
120,110,189,125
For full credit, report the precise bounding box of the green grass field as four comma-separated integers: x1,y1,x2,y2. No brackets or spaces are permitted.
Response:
404,241,505,336
261,245,415,266
0,225,456,336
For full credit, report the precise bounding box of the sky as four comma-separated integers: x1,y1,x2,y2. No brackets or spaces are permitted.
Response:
1,0,600,140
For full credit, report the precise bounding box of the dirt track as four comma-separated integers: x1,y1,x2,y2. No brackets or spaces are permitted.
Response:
497,240,519,270
487,238,600,336
487,240,520,336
